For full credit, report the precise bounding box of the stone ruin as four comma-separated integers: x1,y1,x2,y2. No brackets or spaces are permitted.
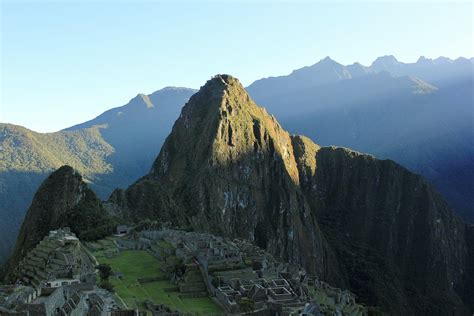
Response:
0,282,117,315
0,228,119,315
117,229,372,315
14,228,96,288
144,300,180,316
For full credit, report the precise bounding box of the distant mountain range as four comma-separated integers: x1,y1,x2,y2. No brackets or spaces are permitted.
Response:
0,55,472,265
247,56,474,223
370,55,473,85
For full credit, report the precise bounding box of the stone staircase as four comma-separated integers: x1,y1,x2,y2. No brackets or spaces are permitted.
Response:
178,264,208,298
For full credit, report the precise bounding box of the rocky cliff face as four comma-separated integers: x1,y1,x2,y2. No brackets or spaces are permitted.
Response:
113,75,470,314
4,166,112,280
295,144,468,314
464,225,474,311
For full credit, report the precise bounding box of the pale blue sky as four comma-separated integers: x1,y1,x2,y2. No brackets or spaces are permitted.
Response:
1,1,473,132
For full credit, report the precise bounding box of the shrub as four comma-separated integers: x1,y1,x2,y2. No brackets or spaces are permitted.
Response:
100,280,115,292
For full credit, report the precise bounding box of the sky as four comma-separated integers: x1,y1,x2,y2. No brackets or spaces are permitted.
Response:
1,1,473,132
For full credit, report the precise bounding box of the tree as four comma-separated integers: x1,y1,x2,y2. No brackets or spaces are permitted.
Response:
97,263,112,281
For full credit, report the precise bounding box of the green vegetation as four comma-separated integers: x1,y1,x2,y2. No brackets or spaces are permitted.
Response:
98,263,113,281
141,282,220,314
93,247,222,315
58,188,117,241
0,124,114,174
100,280,115,292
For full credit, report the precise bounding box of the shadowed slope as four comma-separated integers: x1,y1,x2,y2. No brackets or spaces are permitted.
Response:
0,87,195,263
295,144,468,313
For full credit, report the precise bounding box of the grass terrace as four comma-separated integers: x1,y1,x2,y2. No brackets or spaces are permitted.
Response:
91,240,222,315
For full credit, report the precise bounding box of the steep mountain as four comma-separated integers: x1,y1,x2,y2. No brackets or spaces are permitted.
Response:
108,75,340,281
247,57,474,223
0,87,194,263
3,165,112,280
295,144,469,313
0,124,113,264
112,75,472,314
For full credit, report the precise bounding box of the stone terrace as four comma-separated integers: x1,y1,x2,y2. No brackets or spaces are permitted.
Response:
14,228,96,288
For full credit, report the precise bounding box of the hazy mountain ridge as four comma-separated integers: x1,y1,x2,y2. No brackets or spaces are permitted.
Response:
109,75,472,314
249,55,472,101
370,55,474,84
247,56,474,223
0,87,195,263
63,86,196,192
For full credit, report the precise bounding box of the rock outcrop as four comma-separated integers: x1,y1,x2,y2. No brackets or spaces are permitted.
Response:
112,75,470,314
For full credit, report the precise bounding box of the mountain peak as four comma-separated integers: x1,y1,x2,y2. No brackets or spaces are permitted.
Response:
201,74,242,93
313,56,342,68
51,164,77,179
151,74,299,184
371,55,399,67
183,74,253,117
347,62,371,77
416,56,433,64
320,56,336,63
212,73,239,84
453,57,471,64
433,56,453,65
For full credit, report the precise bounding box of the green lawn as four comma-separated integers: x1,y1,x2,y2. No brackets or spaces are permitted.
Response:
95,249,222,315
141,281,222,314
